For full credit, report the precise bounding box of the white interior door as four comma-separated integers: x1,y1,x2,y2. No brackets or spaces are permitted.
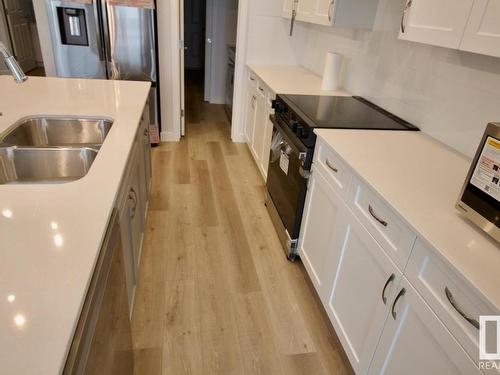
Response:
180,0,186,137
2,0,36,72
204,0,213,101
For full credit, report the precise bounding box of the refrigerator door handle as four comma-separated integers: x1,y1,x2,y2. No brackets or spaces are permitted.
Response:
101,0,118,78
93,0,106,62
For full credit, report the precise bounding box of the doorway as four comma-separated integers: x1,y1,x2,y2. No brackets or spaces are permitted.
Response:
0,0,45,76
180,0,239,137
182,0,206,132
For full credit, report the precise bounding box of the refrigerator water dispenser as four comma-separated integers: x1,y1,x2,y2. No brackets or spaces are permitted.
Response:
57,7,88,46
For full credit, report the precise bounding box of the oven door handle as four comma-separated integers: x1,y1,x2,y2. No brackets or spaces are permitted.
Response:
270,115,307,156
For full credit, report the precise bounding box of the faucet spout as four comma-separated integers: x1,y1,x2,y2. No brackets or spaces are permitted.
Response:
0,42,27,83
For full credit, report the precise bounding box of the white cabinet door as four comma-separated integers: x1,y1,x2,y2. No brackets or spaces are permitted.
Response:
244,88,257,144
399,0,475,49
119,202,136,312
325,208,402,374
298,167,347,299
368,278,482,375
251,91,268,172
259,112,274,179
296,0,333,26
282,0,295,18
460,0,500,58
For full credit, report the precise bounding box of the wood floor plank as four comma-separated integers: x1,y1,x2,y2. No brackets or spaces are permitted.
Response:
206,141,261,293
134,347,162,375
193,160,218,227
163,279,203,375
132,281,165,349
149,151,171,211
232,291,286,375
173,139,191,185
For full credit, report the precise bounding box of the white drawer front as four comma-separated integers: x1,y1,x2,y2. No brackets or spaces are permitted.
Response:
407,239,500,374
314,141,352,200
348,176,416,270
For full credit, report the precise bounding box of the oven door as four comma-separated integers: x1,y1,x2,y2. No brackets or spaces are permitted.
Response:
266,115,310,254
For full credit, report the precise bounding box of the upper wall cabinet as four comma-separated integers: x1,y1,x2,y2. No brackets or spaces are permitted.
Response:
282,0,380,29
461,0,500,58
398,0,475,49
399,0,500,58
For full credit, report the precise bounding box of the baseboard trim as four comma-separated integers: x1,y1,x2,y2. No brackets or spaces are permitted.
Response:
231,133,246,143
160,131,180,142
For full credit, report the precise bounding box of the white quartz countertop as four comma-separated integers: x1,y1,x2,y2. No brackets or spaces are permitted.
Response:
247,64,350,96
0,76,151,375
315,129,500,310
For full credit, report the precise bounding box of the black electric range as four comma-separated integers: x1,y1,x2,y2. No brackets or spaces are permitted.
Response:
265,94,419,260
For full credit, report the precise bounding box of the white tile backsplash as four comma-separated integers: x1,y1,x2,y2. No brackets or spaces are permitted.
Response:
247,15,308,65
297,0,500,158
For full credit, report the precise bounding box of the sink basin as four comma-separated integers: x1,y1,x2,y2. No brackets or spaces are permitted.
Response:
0,116,113,147
0,147,98,184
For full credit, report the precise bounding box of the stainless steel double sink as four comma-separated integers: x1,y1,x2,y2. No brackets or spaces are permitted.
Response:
0,116,114,184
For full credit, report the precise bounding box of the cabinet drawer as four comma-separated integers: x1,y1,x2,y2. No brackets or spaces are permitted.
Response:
313,141,352,200
348,176,416,270
406,239,499,372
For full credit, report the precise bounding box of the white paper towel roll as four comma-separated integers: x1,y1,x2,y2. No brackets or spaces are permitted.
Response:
321,52,343,91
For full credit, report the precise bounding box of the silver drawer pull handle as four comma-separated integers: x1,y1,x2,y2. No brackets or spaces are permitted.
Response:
392,288,406,320
368,205,388,227
325,159,338,173
382,273,396,305
445,287,480,330
328,0,334,22
129,188,138,218
400,0,413,33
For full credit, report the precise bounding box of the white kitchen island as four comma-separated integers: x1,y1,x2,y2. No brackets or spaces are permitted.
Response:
0,76,151,375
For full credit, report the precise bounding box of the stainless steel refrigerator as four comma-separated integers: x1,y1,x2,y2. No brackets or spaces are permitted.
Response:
45,0,159,128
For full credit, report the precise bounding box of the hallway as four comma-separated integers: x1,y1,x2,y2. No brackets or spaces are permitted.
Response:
131,75,353,374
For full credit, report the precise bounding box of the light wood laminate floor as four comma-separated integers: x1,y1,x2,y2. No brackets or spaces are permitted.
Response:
132,72,353,375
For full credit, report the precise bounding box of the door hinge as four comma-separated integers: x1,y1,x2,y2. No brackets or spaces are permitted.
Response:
179,40,185,50
181,109,185,117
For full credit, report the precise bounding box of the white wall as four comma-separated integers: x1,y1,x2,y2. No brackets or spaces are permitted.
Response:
245,0,308,64
231,0,309,142
297,0,500,158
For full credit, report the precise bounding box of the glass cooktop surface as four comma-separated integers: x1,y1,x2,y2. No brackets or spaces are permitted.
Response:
281,94,419,131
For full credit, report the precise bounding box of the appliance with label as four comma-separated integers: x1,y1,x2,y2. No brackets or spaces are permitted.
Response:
46,0,160,131
456,123,500,243
266,94,420,260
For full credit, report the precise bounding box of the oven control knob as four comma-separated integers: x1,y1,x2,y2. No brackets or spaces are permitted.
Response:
299,128,310,138
272,100,286,114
